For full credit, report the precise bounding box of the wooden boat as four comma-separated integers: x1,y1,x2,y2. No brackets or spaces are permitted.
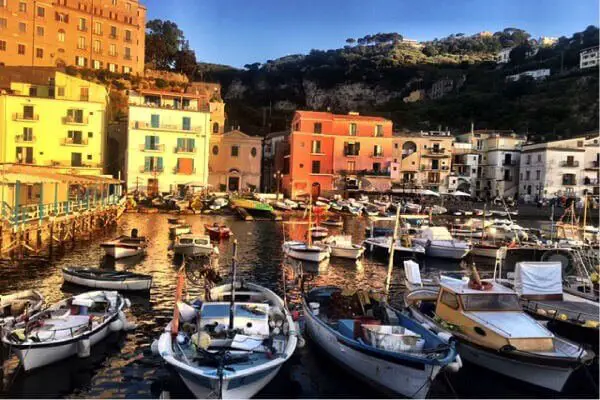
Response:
204,224,232,240
169,224,192,236
231,198,274,212
303,286,459,398
173,234,217,256
405,272,594,392
363,236,426,260
411,227,471,260
62,267,152,291
283,241,330,263
321,235,364,259
0,290,44,327
2,291,132,371
309,226,329,239
100,231,147,259
157,251,298,399
321,217,343,227
167,217,185,224
470,241,502,258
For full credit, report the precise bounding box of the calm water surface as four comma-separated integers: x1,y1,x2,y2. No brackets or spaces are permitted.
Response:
0,213,596,398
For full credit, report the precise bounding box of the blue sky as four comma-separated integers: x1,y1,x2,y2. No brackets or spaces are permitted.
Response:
143,0,599,67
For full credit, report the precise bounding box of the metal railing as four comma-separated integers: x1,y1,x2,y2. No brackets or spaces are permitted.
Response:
133,121,202,133
583,178,599,185
63,116,88,125
13,113,39,121
139,166,164,173
15,135,36,143
139,143,165,152
503,160,517,166
174,147,196,154
61,138,89,146
560,161,580,167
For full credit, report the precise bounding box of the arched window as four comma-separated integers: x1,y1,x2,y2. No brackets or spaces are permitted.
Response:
212,122,219,134
212,145,219,155
251,147,257,157
401,141,417,159
58,29,66,42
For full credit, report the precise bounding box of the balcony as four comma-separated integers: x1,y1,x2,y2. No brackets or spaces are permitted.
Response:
503,160,517,166
560,161,580,168
423,148,450,157
174,147,196,154
139,166,164,174
173,167,196,175
337,169,390,177
344,151,360,157
585,160,599,170
61,138,88,146
132,121,202,133
310,168,334,175
78,26,88,32
139,144,165,152
371,152,384,158
15,135,36,143
16,158,36,165
62,116,88,125
109,34,118,40
583,177,599,186
124,54,132,60
13,113,39,122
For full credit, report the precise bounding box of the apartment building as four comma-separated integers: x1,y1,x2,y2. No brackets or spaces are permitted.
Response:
125,89,211,195
519,135,600,200
262,130,289,193
208,130,263,192
580,46,599,69
281,111,394,198
449,141,479,195
456,130,526,200
0,0,146,74
0,67,108,172
390,131,454,193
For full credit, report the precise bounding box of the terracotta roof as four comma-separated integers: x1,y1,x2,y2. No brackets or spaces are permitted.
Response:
295,110,390,123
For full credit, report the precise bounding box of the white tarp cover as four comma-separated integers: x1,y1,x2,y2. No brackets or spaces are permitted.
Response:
404,260,422,285
514,262,563,297
421,227,453,241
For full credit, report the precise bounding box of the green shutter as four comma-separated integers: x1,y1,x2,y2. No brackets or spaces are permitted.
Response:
177,138,184,150
157,157,163,171
144,157,151,171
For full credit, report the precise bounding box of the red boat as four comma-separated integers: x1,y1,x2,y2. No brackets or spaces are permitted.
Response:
204,223,232,240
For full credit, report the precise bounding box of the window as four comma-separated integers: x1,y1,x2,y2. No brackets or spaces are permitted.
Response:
314,122,322,134
526,154,531,165
122,66,131,74
525,171,530,180
231,146,239,157
35,48,43,58
110,25,117,38
536,170,540,180
0,0,6,8
58,29,65,42
88,132,93,138
93,40,101,53
124,47,131,59
18,44,26,55
0,18,6,28
344,142,360,156
394,143,399,149
109,44,116,56
251,147,257,157
19,2,26,12
37,6,45,17
75,56,86,67
125,29,132,42
311,140,321,153
22,127,33,141
144,135,160,150
78,18,87,31
562,174,576,186
108,63,117,72
150,114,160,128
349,123,357,136
375,124,383,137
56,12,68,23
94,21,102,35
36,26,44,36
77,36,86,49
182,117,191,131
80,87,89,101
461,294,521,311
92,60,101,69
373,144,383,157
126,2,132,11
67,109,84,123
58,87,65,96
312,160,321,174
566,155,574,166
0,40,5,51
19,22,26,33
212,122,219,133
112,0,117,5
212,145,219,155
537,154,542,162
373,162,381,172
440,290,459,310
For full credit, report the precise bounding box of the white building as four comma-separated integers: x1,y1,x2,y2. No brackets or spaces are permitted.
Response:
497,48,513,64
506,69,551,82
449,142,479,195
580,46,599,69
125,89,211,196
519,136,599,201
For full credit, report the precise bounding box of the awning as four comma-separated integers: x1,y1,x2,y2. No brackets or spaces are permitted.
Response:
0,165,121,185
420,189,440,197
452,190,471,197
0,173,60,184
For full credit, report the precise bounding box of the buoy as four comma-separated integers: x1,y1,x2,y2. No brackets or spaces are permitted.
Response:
77,338,91,358
151,339,159,355
558,313,568,321
109,319,124,332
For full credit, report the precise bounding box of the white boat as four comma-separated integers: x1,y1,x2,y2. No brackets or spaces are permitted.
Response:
0,290,44,327
282,241,330,263
62,267,152,291
363,236,426,258
460,210,473,216
283,199,299,209
274,201,293,211
100,231,147,259
429,205,447,215
321,235,364,259
450,228,484,239
403,260,440,292
172,234,217,256
209,197,229,211
453,211,462,216
470,242,502,258
157,281,298,399
321,218,343,227
412,227,471,260
303,286,460,398
2,291,131,371
169,224,192,236
474,209,484,216
310,226,329,239
405,275,593,392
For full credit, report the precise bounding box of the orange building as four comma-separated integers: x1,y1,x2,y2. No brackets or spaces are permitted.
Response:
282,111,394,198
0,0,146,74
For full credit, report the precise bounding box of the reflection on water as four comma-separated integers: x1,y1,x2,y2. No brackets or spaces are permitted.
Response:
0,213,595,398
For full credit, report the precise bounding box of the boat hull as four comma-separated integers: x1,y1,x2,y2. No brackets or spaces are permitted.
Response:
330,246,364,259
284,248,329,262
102,246,144,259
303,302,438,398
173,245,213,256
62,272,151,291
470,245,500,258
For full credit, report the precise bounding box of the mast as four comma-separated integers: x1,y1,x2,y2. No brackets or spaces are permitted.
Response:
582,193,588,240
228,240,238,330
385,205,401,301
308,194,313,246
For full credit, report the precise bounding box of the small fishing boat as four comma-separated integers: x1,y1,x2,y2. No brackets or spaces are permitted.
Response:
321,217,343,227
0,290,44,327
231,198,274,213
470,241,503,258
450,228,484,239
363,205,380,217
428,205,448,215
100,230,147,259
492,210,508,217
169,224,192,236
460,210,473,216
412,227,471,260
168,217,185,224
62,267,152,291
403,260,440,292
405,270,594,392
452,211,462,216
321,235,364,259
363,236,426,260
173,234,217,256
303,286,460,398
309,226,329,239
2,291,133,371
204,223,232,240
282,241,330,263
474,209,484,216
209,197,229,211
273,201,294,211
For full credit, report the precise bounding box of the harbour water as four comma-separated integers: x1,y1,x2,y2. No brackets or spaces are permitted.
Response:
0,213,597,398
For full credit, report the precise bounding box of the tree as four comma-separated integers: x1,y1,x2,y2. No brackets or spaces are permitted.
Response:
345,38,356,45
145,19,184,70
422,44,439,57
509,43,532,64
174,41,198,78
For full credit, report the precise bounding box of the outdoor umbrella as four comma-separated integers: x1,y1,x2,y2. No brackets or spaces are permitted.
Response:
421,189,440,197
452,190,471,197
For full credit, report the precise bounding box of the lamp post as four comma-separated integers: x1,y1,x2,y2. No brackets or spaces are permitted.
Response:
274,170,281,201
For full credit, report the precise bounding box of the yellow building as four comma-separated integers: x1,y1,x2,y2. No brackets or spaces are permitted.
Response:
391,131,454,193
0,67,108,173
125,89,211,195
208,130,263,192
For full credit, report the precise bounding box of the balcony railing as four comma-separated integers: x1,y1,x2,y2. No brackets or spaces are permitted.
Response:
174,147,196,154
15,135,36,143
61,138,88,146
562,179,577,186
133,121,202,133
423,148,449,157
310,168,334,175
560,161,580,167
583,178,599,185
139,144,165,152
139,166,164,174
337,169,390,177
109,34,118,39
13,113,39,121
502,160,517,166
173,167,196,175
371,152,384,158
124,54,132,60
63,116,88,125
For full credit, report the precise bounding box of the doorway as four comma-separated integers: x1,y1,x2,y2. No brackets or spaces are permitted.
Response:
228,176,240,192
311,182,321,198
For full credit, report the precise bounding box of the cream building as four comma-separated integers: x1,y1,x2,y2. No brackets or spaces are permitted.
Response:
0,67,108,173
208,130,263,192
125,89,211,195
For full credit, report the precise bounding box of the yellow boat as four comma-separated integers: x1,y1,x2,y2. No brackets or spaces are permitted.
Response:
230,198,274,212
